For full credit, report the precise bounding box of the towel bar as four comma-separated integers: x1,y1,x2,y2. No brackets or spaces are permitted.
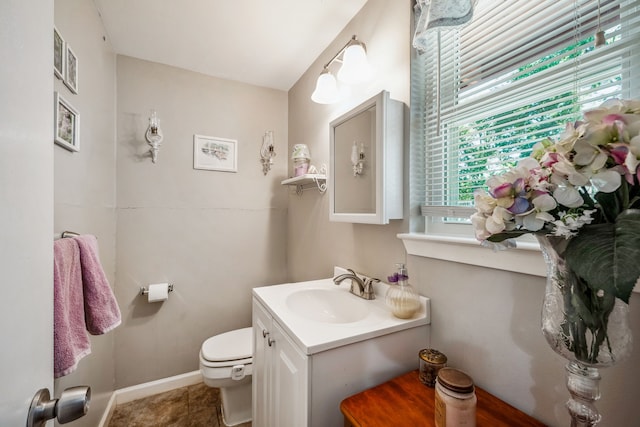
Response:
54,231,81,240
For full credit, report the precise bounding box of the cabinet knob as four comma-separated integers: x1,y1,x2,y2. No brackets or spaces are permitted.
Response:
268,337,275,347
262,329,269,338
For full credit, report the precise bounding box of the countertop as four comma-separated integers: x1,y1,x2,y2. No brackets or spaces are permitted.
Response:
252,268,430,355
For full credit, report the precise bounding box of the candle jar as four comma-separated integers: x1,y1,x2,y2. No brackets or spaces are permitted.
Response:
291,144,311,177
434,368,476,427
419,349,447,387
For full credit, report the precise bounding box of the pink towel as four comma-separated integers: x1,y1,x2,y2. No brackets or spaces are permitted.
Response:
74,235,121,335
54,238,91,378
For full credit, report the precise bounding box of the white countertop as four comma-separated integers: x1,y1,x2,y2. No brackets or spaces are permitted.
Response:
252,268,430,355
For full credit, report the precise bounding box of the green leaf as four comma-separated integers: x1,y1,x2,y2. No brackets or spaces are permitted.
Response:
564,209,640,304
614,210,640,302
487,230,531,242
595,190,621,222
570,291,598,328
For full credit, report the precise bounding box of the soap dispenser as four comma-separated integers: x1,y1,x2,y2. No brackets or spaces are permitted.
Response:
385,263,420,319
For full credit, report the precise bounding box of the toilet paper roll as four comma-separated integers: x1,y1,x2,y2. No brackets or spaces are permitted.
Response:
147,283,169,303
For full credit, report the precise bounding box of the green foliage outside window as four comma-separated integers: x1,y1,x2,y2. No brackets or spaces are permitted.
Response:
452,32,621,205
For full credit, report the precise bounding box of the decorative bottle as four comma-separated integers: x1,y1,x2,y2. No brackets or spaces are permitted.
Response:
385,263,420,319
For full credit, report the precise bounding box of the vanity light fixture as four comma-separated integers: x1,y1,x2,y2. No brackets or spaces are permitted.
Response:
311,35,373,104
351,141,365,176
260,130,276,175
311,68,341,104
145,109,163,163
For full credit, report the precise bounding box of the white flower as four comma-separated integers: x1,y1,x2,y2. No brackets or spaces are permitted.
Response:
590,169,621,193
553,186,584,208
516,194,555,231
551,156,590,186
625,135,640,174
552,220,577,238
532,193,557,211
551,210,597,238
473,189,496,214
573,137,608,170
517,157,540,170
487,206,513,234
471,212,491,241
522,212,546,231
556,122,587,154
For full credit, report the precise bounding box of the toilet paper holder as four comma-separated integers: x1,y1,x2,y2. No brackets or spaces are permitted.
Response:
139,284,174,296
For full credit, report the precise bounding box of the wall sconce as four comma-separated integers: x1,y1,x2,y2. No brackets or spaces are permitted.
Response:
351,141,365,176
311,35,373,104
145,109,163,163
260,130,276,175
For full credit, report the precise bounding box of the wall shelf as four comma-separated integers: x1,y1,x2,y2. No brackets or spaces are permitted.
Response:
281,173,327,195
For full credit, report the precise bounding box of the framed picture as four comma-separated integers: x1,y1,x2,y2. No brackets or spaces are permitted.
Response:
54,27,65,80
193,135,238,172
54,92,80,152
64,44,78,94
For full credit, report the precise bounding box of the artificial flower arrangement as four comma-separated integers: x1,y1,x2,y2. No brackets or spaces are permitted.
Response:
471,99,640,365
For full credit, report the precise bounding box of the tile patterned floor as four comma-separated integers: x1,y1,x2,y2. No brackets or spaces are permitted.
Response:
107,383,251,427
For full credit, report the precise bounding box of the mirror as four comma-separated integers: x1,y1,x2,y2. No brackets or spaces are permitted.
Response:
329,91,403,224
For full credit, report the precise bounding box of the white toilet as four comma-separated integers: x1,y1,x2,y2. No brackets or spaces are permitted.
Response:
199,327,253,426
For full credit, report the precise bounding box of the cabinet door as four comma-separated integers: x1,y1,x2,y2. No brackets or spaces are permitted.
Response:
252,299,272,427
271,321,308,427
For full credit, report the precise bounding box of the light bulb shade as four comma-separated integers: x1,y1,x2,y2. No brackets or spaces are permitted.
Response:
337,43,373,84
311,71,341,104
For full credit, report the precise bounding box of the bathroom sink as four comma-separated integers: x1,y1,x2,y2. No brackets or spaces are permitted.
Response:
285,288,368,323
253,267,430,354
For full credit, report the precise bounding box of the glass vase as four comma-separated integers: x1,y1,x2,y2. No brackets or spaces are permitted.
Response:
537,236,633,426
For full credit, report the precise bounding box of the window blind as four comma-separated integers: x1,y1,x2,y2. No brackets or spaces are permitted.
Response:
415,0,640,217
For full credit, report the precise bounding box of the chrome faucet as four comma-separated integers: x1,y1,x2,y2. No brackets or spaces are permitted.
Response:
333,269,380,300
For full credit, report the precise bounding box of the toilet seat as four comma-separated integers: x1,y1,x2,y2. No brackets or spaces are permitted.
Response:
200,355,252,369
201,327,253,364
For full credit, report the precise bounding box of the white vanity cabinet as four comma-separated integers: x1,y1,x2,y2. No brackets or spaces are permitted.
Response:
252,299,308,427
251,276,431,427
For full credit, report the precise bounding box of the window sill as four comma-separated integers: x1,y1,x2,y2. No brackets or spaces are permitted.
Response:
397,233,546,277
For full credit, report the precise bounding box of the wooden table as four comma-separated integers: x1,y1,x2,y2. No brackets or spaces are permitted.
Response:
340,370,547,427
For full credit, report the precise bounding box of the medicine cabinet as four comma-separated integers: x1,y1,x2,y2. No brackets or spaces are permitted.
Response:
329,90,403,224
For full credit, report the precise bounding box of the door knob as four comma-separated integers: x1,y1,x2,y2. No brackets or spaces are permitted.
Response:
27,386,91,426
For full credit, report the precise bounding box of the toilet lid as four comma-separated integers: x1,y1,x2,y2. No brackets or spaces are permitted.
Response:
201,327,253,362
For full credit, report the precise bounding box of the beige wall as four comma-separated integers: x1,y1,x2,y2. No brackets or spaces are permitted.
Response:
287,0,411,283
53,0,117,426
288,0,640,426
114,56,289,388
407,257,640,426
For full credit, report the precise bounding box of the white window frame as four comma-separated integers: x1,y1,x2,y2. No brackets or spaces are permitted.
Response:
401,0,640,281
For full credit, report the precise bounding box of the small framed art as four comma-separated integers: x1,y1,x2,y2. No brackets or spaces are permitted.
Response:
54,92,80,152
54,27,65,80
193,134,238,172
64,44,78,94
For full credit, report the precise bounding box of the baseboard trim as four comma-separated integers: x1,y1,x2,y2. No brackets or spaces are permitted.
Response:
115,370,203,404
97,370,203,427
97,392,117,427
